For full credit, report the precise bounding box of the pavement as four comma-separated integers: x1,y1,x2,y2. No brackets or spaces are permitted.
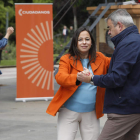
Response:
0,67,139,140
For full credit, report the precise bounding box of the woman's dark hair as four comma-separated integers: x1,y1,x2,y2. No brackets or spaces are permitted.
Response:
68,26,96,67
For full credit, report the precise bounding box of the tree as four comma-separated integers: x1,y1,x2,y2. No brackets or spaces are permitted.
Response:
1,0,13,7
71,0,77,31
0,1,11,34
53,0,105,33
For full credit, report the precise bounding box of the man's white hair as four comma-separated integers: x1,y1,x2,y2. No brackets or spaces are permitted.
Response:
105,9,134,27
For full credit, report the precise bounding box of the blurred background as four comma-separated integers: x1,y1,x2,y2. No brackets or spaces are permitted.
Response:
0,0,139,67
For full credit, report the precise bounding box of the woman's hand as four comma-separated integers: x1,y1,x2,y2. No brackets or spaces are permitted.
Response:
77,67,92,83
82,67,92,77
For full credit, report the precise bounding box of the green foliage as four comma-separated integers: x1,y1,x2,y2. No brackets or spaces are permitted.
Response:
0,3,7,34
13,0,33,3
1,43,16,60
53,35,70,54
53,53,58,60
0,1,15,39
33,0,53,3
1,0,13,7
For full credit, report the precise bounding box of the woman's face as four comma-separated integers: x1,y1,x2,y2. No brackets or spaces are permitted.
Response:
77,31,92,55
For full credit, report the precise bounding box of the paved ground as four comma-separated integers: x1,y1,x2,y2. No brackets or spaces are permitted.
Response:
0,67,139,140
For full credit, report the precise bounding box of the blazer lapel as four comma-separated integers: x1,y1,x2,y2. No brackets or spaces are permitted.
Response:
69,58,83,72
90,56,103,73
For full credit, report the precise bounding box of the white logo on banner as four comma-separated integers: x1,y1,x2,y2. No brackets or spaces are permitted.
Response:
18,9,50,16
20,21,54,90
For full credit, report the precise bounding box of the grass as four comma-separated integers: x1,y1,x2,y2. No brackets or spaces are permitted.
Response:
0,54,60,67
0,60,16,66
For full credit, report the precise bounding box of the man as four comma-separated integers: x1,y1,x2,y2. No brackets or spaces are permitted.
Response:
62,25,68,42
0,27,14,74
77,9,140,140
69,26,74,38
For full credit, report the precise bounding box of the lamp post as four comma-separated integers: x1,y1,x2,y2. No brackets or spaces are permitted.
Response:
6,11,9,33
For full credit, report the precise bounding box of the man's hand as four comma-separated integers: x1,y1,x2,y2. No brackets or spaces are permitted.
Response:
77,72,91,83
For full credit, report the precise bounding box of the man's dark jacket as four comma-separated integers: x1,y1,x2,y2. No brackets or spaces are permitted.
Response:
93,25,140,114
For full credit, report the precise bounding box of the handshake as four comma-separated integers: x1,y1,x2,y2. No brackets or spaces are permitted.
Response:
77,67,93,83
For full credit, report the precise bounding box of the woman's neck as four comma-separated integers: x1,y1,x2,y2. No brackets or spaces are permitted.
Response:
80,53,88,59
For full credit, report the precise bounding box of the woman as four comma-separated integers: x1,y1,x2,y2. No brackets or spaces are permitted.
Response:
46,26,111,140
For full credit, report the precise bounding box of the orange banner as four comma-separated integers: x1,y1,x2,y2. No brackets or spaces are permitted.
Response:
15,3,54,101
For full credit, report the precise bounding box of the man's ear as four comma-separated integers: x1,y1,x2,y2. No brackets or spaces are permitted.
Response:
118,22,124,31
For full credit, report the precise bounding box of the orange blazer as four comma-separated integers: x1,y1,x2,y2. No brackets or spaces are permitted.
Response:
46,52,111,119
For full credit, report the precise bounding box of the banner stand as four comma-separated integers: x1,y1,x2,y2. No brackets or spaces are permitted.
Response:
15,3,54,102
15,97,53,102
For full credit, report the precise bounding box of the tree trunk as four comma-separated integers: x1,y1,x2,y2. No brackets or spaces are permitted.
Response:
71,0,77,31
